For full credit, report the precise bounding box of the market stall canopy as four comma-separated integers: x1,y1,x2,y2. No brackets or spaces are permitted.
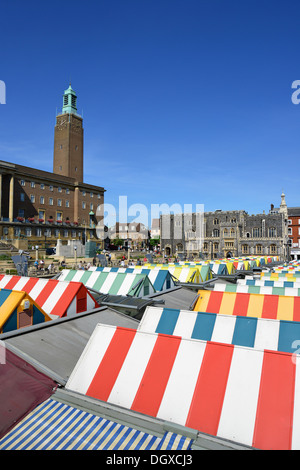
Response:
142,264,213,283
194,290,300,321
58,270,155,297
88,267,176,292
66,323,300,450
0,397,193,451
0,275,98,318
138,306,300,353
0,344,57,439
214,282,300,297
0,288,51,334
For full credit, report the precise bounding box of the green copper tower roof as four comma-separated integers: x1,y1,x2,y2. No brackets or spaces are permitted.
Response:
62,83,78,115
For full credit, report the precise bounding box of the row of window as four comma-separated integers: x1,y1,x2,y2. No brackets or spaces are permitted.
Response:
212,229,236,237
202,242,277,254
13,228,81,238
241,244,277,254
247,228,277,238
213,218,236,225
17,209,65,221
210,228,277,237
20,180,71,193
20,193,95,210
19,180,101,198
2,227,94,239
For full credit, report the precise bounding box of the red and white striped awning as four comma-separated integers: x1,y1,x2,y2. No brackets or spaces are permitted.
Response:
66,324,300,450
0,275,98,318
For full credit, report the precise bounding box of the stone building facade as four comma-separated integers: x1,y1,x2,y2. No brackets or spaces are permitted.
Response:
160,193,289,261
0,85,105,248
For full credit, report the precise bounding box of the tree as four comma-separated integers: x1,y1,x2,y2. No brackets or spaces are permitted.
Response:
150,236,160,247
112,237,123,247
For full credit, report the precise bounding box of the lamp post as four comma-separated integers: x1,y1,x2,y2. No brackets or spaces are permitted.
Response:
74,245,77,269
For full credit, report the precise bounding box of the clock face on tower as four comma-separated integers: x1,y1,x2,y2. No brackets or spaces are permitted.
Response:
57,117,67,129
71,118,82,133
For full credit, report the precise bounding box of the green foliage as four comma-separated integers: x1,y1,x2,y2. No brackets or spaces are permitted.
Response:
112,238,123,247
150,237,160,246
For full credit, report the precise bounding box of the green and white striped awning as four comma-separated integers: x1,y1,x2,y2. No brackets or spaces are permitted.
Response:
0,398,193,450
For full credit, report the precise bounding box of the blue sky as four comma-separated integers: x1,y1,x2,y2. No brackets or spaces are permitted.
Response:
0,0,300,226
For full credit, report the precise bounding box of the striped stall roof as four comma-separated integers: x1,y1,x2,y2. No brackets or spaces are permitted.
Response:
213,282,300,297
166,266,201,283
138,306,300,353
238,279,300,288
0,275,98,318
58,270,156,297
261,272,300,280
274,267,300,273
0,398,192,450
66,323,300,450
142,264,213,282
0,288,51,333
86,267,175,292
193,290,300,321
209,262,229,276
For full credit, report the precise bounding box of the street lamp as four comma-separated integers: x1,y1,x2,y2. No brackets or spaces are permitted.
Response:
74,245,77,268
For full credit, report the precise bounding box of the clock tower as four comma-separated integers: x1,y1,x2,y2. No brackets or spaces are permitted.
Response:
53,84,84,182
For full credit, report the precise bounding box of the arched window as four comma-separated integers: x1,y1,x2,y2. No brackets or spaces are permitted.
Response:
212,229,219,237
213,218,219,225
270,244,277,254
269,227,276,237
223,228,228,237
253,228,261,238
230,228,235,237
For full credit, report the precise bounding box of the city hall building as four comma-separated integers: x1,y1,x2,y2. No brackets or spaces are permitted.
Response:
0,84,105,248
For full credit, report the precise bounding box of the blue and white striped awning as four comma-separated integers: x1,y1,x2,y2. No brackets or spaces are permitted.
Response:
0,398,193,450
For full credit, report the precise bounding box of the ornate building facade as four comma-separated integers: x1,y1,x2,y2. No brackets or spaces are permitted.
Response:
160,193,289,261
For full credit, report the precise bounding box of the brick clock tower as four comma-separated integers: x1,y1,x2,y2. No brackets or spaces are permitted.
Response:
53,84,84,182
